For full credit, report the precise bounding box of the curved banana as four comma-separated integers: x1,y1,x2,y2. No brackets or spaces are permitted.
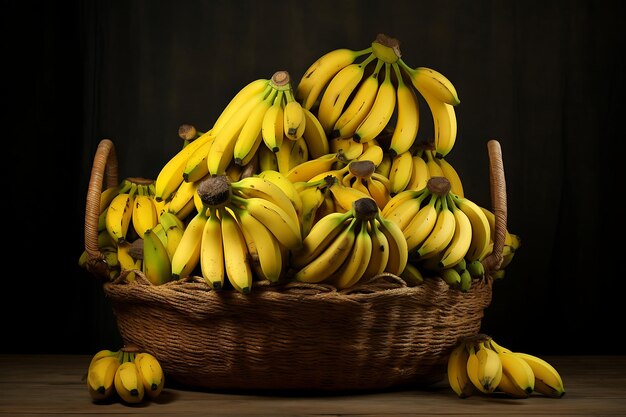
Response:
510,350,565,398
363,218,390,279
142,228,172,285
293,217,358,283
385,190,430,232
452,195,491,261
100,179,132,212
258,169,303,217
447,341,474,398
154,131,213,202
389,150,414,195
466,341,502,394
415,84,457,158
438,195,473,269
389,63,419,156
182,135,215,183
301,106,330,159
366,174,391,209
105,183,138,243
334,60,383,140
407,153,430,191
357,143,384,167
487,340,535,398
297,47,372,110
375,152,392,178
87,354,120,401
171,208,209,279
330,137,363,161
398,59,460,106
212,78,270,136
399,262,424,286
403,193,439,252
199,208,225,290
329,182,370,213
132,192,158,239
220,207,253,293
134,352,165,400
297,184,325,237
376,213,408,276
283,89,306,140
261,90,285,152
381,188,425,217
258,141,279,172
415,195,456,259
438,156,464,197
166,179,198,218
231,175,299,228
285,152,339,183
208,84,273,175
230,195,302,250
332,220,373,289
354,63,396,143
114,358,144,404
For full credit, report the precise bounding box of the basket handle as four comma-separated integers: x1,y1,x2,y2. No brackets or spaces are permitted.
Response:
84,139,119,278
481,139,507,274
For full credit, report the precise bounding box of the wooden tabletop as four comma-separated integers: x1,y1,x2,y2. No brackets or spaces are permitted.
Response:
1,354,624,416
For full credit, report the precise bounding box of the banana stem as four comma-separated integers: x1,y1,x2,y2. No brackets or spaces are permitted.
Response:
196,175,232,208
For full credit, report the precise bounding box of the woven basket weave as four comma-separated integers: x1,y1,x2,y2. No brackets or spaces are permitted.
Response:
83,139,508,391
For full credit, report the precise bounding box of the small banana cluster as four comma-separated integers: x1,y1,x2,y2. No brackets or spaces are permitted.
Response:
87,346,165,404
447,334,565,399
382,177,492,291
289,196,407,288
296,33,459,159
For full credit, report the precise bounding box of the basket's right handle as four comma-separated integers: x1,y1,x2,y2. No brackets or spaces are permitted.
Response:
84,139,119,278
482,139,507,274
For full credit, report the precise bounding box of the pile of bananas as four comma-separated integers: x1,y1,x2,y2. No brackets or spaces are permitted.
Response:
80,33,521,294
447,334,565,399
86,346,164,404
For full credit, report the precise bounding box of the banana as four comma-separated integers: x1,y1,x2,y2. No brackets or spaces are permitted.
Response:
292,217,358,283
100,179,132,212
132,191,158,239
258,169,303,217
258,140,279,172
298,184,326,237
289,136,309,169
301,106,330,158
388,150,413,195
208,84,273,175
230,195,302,250
114,358,145,404
160,212,185,260
154,131,213,202
285,152,340,183
415,84,457,158
182,134,215,183
105,183,138,243
329,182,370,213
199,208,225,290
332,220,373,289
403,193,439,252
219,207,253,293
509,350,565,398
365,174,391,209
376,213,408,276
231,175,300,228
399,262,424,286
407,153,430,191
389,63,419,156
354,63,396,144
88,349,120,369
381,188,424,217
87,353,121,401
447,341,474,398
333,60,383,140
291,210,354,269
466,341,503,394
398,59,460,106
385,190,430,232
357,143,384,167
451,194,491,261
142,228,172,285
459,268,473,292
297,47,372,110
375,152,392,178
466,258,485,279
330,137,363,161
424,149,444,178
166,179,198,218
235,206,283,283
487,340,535,398
440,267,461,287
212,78,271,136
283,88,306,140
363,218,390,279
262,90,285,152
134,352,165,400
438,195,473,269
171,207,209,279
275,136,297,175
415,194,456,259
234,88,278,166
437,156,464,197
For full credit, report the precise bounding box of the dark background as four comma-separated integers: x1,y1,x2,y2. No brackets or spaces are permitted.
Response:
4,0,623,355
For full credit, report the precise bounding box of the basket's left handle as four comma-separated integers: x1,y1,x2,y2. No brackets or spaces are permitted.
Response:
84,139,119,278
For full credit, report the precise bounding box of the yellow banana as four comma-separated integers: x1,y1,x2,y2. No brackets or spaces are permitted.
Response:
438,195,473,269
407,153,430,191
302,106,330,158
182,134,215,183
389,150,414,194
329,137,363,161
466,341,502,394
132,191,158,239
365,174,391,209
285,152,340,183
142,228,172,285
283,89,306,140
171,207,209,279
363,218,390,279
437,156,464,197
297,47,372,110
487,340,535,398
329,182,370,213
166,179,198,217
452,195,492,261
258,141,279,172
332,220,373,289
376,213,408,276
105,183,137,243
416,84,457,158
404,193,439,252
134,352,164,400
114,358,144,404
415,195,456,259
389,62,419,156
231,175,299,228
199,208,225,290
398,59,460,106
354,62,396,143
509,349,565,398
447,341,474,398
87,354,120,401
212,78,270,136
219,207,253,293
234,88,278,166
357,143,384,167
297,184,326,238
261,89,285,152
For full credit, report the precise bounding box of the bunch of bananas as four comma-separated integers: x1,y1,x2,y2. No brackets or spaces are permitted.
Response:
296,33,459,158
86,346,165,404
447,334,565,399
289,196,407,288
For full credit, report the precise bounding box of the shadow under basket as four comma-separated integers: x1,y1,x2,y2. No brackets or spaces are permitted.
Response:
84,138,509,392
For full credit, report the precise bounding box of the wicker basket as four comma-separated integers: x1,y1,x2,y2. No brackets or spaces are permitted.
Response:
83,139,508,391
